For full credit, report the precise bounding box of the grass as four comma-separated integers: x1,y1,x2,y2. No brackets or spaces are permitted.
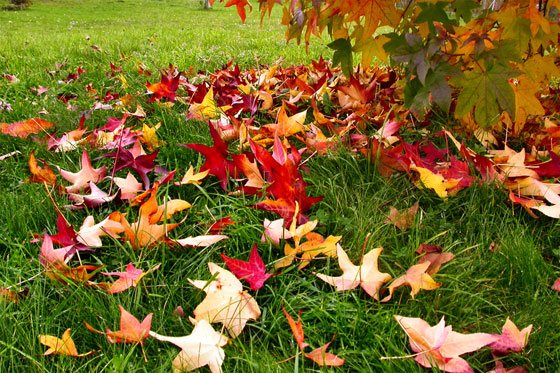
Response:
2,0,560,372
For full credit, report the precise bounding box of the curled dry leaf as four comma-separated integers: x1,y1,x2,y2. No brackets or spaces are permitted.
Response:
28,152,57,185
39,328,95,357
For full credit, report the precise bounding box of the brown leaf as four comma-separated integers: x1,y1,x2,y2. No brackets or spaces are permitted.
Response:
416,243,454,275
385,202,419,230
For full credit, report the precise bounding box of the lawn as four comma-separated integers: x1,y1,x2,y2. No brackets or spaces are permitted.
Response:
1,1,560,372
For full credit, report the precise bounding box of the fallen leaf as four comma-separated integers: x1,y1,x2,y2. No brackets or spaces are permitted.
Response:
221,245,273,290
385,202,419,230
174,235,228,247
175,166,209,186
395,315,497,372
39,328,94,357
489,318,532,355
382,261,440,302
315,244,392,300
410,165,461,199
149,318,229,373
85,305,152,345
282,305,309,350
28,152,57,185
189,262,261,338
101,263,161,294
1,118,54,138
416,243,454,275
58,150,106,193
305,341,345,367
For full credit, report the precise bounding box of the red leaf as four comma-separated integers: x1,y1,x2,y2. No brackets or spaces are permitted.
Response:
224,0,252,23
221,245,273,290
85,305,152,345
183,123,237,190
146,72,180,102
208,216,235,234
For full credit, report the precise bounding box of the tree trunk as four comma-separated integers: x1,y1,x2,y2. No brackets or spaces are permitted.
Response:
203,0,212,10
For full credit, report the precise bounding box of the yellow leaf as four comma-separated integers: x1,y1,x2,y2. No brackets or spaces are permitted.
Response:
410,165,461,199
39,329,94,357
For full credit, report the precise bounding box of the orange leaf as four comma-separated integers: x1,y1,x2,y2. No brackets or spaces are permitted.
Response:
0,118,54,138
305,341,345,367
85,305,152,345
282,305,308,350
28,152,57,185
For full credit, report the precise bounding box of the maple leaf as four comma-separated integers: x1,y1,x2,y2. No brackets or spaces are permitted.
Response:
112,182,190,249
261,218,292,245
27,152,57,185
58,150,107,193
232,153,265,189
102,140,158,189
410,165,462,199
395,315,498,373
385,202,419,230
112,172,143,200
85,305,152,345
188,87,223,120
39,233,73,269
189,262,261,338
174,234,228,247
101,263,161,294
146,72,180,102
282,306,345,366
318,242,392,298
175,166,209,186
183,123,237,190
305,340,345,367
221,245,273,291
39,329,94,357
416,244,454,275
489,318,532,355
282,305,308,350
224,0,252,23
382,261,440,302
67,181,119,209
453,64,516,128
76,215,123,248
149,318,229,373
262,104,306,138
281,232,341,269
0,118,54,138
208,216,235,234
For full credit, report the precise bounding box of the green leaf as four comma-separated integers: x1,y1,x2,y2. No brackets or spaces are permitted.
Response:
453,64,516,128
453,0,479,22
328,38,353,76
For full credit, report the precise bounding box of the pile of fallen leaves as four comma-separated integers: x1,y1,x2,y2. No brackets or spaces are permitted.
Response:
2,58,557,371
